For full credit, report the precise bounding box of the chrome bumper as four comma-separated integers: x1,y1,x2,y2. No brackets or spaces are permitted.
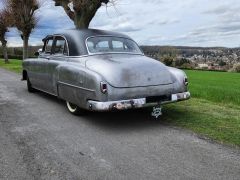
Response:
88,92,190,111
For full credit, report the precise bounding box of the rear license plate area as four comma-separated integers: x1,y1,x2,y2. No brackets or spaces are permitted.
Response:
146,95,171,103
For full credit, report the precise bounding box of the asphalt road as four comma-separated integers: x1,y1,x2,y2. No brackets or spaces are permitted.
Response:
0,68,239,180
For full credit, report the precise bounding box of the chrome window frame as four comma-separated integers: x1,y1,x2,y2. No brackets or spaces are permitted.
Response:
52,35,70,56
44,38,54,54
85,35,144,56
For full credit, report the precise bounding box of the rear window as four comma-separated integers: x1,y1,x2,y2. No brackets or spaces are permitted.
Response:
86,36,142,55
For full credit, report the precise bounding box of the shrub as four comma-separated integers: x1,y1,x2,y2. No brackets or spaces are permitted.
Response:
180,63,194,69
230,63,240,73
219,60,227,67
0,54,22,60
13,48,23,56
175,58,190,67
162,56,174,66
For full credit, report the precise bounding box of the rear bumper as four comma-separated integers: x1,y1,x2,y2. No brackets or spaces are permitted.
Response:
88,91,190,111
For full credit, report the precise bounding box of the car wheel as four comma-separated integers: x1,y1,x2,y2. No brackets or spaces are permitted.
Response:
66,101,86,116
27,76,35,93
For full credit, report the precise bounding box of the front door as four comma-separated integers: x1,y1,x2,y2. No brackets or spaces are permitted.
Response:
35,37,54,92
47,36,69,95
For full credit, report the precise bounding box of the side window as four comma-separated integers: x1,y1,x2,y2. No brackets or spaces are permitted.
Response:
95,41,110,52
112,41,124,51
54,37,68,55
45,39,53,54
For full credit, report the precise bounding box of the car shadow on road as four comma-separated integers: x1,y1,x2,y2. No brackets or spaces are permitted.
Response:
81,103,183,132
84,109,168,131
35,91,181,131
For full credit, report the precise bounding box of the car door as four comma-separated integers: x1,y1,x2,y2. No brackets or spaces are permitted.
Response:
35,36,54,92
46,36,69,95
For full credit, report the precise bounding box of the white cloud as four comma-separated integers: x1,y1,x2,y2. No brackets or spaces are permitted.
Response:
1,0,240,47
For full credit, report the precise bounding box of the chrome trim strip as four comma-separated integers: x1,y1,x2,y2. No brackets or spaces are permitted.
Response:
32,86,57,97
57,81,95,92
68,53,145,59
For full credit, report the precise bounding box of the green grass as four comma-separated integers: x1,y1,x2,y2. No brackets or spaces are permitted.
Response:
185,70,240,106
0,59,239,146
0,59,22,73
162,70,240,146
163,99,240,146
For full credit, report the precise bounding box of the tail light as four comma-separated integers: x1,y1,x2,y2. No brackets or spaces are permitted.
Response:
184,77,189,86
100,82,108,94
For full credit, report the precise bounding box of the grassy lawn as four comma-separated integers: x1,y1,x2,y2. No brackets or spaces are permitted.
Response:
163,99,240,146
0,59,239,146
0,59,22,73
163,70,240,147
185,70,240,106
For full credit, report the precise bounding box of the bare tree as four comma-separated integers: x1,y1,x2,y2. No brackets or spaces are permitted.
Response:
0,9,11,63
7,0,40,60
53,0,112,28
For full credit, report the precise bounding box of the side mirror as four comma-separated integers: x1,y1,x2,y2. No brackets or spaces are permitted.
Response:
34,49,42,56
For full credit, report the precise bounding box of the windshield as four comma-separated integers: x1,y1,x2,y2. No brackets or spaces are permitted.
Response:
86,36,143,54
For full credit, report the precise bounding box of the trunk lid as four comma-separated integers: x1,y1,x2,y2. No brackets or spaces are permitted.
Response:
86,54,174,88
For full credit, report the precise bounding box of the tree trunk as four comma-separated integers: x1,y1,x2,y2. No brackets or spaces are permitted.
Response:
74,5,101,29
74,12,91,28
55,0,103,29
2,40,9,64
23,36,29,60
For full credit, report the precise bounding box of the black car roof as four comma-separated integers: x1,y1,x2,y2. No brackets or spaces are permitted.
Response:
46,29,132,56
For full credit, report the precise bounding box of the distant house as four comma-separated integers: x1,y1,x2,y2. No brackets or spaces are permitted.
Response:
198,63,209,69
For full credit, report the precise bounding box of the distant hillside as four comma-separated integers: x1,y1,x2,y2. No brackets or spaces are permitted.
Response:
1,45,240,66
141,46,240,64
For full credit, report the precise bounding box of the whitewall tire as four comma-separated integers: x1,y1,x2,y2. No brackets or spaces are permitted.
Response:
66,101,86,116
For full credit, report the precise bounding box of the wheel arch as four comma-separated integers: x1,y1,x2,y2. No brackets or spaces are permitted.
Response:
22,70,28,80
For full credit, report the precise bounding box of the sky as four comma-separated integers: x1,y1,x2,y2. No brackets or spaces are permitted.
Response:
2,0,240,47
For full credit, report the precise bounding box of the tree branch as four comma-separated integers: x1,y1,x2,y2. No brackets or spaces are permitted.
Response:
53,0,111,28
54,0,75,21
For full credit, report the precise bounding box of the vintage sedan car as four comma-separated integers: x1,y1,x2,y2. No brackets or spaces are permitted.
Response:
22,29,190,115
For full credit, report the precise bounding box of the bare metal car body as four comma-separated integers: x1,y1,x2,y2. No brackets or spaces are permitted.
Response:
22,29,190,112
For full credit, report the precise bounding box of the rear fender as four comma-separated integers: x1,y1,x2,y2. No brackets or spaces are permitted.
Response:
167,67,188,92
55,65,107,109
